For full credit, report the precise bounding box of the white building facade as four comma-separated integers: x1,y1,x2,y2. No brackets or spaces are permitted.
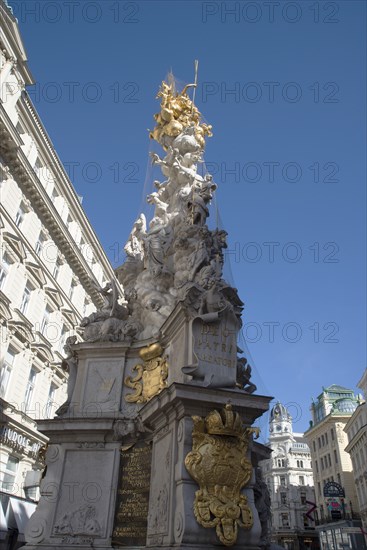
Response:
260,402,319,550
0,2,118,546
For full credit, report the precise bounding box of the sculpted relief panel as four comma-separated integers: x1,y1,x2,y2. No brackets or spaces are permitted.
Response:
53,449,115,540
147,429,173,542
81,360,123,413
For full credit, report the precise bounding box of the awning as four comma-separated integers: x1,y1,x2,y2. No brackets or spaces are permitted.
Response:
9,497,37,533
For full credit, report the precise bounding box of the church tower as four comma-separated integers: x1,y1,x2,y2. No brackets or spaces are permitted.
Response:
269,401,293,440
260,402,318,549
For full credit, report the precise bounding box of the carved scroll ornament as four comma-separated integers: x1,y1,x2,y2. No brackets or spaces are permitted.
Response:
124,343,168,403
185,404,258,546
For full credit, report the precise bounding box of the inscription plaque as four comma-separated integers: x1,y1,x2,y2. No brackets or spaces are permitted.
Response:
187,310,238,388
112,441,152,547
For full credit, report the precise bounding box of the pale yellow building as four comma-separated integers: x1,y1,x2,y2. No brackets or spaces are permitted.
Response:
345,369,367,542
304,385,366,550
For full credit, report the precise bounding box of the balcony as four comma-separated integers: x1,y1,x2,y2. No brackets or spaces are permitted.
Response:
315,512,361,526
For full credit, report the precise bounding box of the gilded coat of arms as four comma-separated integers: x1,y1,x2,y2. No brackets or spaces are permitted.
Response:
124,343,168,403
185,404,258,546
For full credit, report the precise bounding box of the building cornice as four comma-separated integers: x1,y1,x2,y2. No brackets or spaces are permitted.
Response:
0,0,34,84
0,118,109,308
18,93,117,281
304,413,353,438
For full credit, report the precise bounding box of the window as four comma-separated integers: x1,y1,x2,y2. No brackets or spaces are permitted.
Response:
321,434,325,446
0,254,10,289
337,473,341,485
318,437,321,449
280,492,287,504
280,476,286,487
58,324,67,353
325,432,328,445
328,454,332,467
15,204,25,227
277,459,285,468
0,348,15,398
35,231,47,255
321,457,324,470
45,382,57,418
53,257,62,279
1,456,19,493
315,460,319,473
69,279,77,300
281,513,289,527
299,476,305,486
16,121,25,134
331,427,335,441
297,460,304,468
333,449,338,464
82,298,90,317
301,492,307,505
318,482,321,496
313,441,316,452
51,188,58,203
34,158,42,176
24,367,37,412
41,305,52,335
19,283,32,314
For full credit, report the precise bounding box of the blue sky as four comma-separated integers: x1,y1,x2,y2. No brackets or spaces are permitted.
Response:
10,0,366,437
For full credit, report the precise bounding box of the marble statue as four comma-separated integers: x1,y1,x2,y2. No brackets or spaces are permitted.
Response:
24,76,271,550
124,213,146,261
55,335,78,416
78,78,247,381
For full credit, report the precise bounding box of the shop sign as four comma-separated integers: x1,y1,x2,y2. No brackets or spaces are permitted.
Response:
327,498,342,511
0,426,41,453
323,481,345,497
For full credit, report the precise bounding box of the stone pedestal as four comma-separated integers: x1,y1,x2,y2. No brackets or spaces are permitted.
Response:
140,384,272,549
22,298,271,550
23,363,271,550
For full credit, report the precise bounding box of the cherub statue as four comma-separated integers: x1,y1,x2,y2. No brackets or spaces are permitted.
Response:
147,192,170,226
124,214,146,261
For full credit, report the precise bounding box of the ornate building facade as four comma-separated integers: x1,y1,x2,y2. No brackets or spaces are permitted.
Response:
0,1,118,546
304,384,366,550
344,370,367,544
260,402,319,550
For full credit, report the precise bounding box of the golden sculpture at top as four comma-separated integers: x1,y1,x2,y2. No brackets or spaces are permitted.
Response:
185,404,259,547
149,80,213,150
124,343,168,403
